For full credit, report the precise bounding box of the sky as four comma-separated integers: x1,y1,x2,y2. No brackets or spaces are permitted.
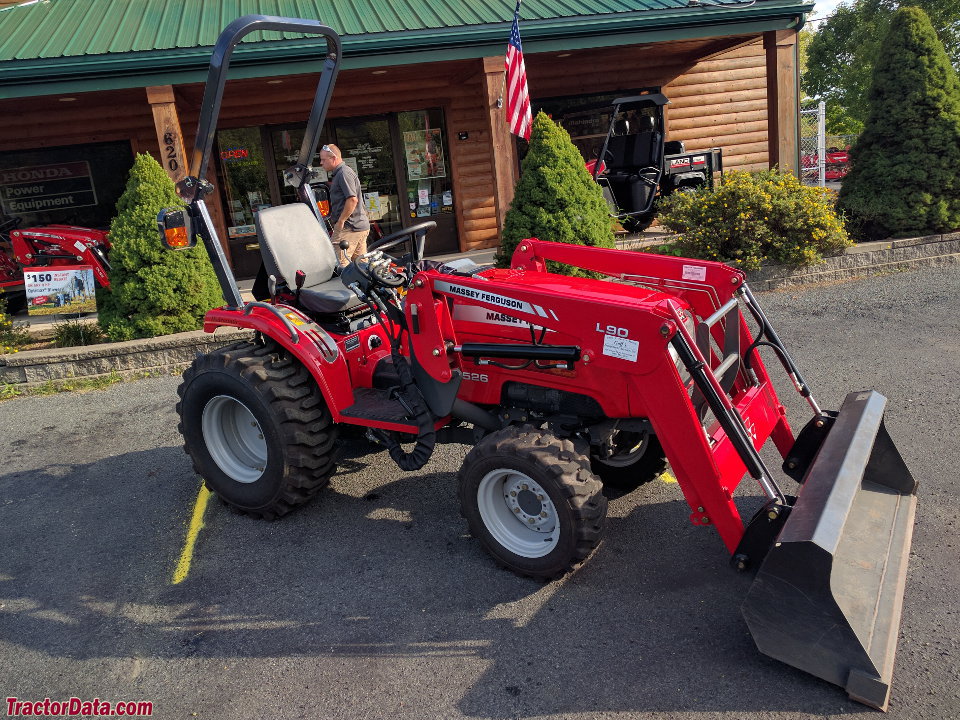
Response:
810,0,845,21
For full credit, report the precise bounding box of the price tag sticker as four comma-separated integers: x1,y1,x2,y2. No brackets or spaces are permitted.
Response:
602,334,639,362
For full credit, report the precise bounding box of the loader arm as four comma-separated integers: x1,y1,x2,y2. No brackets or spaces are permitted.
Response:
419,243,917,709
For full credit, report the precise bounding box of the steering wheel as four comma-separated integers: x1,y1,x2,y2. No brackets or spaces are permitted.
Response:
633,166,661,188
367,220,437,264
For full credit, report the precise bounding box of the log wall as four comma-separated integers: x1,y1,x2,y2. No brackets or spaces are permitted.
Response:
664,40,770,172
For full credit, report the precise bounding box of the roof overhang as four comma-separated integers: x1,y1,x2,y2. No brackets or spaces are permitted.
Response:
0,2,813,100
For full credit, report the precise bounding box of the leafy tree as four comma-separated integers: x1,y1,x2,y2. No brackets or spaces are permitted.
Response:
804,0,960,133
496,111,615,275
837,7,960,240
97,153,223,341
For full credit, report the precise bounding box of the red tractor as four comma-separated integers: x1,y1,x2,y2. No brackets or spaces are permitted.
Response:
0,214,111,313
161,16,917,711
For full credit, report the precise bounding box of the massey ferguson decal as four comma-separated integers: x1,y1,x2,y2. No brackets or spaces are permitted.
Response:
434,280,559,321
452,303,555,331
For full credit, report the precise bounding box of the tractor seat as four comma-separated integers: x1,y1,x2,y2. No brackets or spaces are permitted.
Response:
255,203,362,315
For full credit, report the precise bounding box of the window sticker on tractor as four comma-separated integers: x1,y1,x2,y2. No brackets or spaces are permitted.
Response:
602,334,639,362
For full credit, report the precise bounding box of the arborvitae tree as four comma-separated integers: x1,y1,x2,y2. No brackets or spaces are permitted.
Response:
97,153,223,340
497,112,615,275
837,7,960,240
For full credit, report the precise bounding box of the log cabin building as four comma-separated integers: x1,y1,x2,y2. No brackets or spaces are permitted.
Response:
0,0,812,279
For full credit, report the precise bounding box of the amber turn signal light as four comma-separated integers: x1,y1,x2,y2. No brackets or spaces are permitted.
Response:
157,208,197,250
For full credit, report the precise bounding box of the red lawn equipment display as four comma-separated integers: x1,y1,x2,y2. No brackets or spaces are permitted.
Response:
802,147,852,182
0,214,111,313
162,16,917,711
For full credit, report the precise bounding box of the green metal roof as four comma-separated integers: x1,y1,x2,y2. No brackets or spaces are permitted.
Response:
0,0,813,98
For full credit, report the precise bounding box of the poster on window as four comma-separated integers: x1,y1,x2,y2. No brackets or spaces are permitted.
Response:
23,266,97,316
363,191,383,220
403,129,446,180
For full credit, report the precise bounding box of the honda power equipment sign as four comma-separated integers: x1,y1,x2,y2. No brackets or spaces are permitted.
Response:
23,266,97,316
1,162,98,215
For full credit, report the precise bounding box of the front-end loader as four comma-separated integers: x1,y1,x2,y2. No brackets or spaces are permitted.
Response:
159,16,918,711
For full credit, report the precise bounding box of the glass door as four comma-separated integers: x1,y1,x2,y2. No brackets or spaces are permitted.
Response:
215,127,273,279
269,123,333,215
332,118,401,238
397,109,457,255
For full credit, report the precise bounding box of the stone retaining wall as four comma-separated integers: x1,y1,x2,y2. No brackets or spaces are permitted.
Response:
746,232,960,291
0,327,253,388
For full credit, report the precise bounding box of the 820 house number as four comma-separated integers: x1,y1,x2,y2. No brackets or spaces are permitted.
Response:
163,131,180,173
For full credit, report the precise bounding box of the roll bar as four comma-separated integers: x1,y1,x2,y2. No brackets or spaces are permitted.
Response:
183,14,342,198
174,14,341,309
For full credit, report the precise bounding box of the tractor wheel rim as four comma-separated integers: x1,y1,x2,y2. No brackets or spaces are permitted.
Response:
477,469,559,558
601,431,648,468
201,395,267,484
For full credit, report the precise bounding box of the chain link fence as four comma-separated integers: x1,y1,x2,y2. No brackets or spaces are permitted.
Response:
800,102,826,186
800,102,857,187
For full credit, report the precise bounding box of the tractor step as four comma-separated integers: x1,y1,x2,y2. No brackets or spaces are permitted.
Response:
340,387,419,431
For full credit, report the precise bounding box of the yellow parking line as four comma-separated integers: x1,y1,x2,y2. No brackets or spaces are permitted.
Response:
662,472,677,484
172,484,212,585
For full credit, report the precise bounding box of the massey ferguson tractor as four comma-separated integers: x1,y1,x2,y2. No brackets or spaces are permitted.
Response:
161,16,917,712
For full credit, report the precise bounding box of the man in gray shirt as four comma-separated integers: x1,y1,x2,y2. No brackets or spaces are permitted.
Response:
319,143,370,266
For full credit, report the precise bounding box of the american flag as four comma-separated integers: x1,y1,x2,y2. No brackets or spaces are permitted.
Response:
504,1,532,140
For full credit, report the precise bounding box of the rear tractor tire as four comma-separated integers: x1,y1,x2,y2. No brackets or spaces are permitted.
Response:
590,430,667,493
458,426,607,580
177,339,338,519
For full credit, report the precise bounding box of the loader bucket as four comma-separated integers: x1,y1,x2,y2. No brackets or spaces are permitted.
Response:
742,391,917,711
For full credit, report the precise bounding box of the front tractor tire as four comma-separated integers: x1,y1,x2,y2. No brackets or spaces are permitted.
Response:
458,426,607,580
177,340,338,519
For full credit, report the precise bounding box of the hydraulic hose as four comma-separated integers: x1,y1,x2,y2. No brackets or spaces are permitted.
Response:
373,349,436,471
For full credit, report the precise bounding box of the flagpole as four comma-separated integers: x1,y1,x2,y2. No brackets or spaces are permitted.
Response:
497,0,522,109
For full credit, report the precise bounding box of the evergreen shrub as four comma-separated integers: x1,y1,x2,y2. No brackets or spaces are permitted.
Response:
52,319,106,348
97,154,223,341
838,7,960,240
657,169,850,271
496,111,615,276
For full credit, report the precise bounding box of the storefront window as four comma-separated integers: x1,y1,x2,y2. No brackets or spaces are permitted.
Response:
217,127,272,239
398,109,454,224
0,140,132,229
535,92,632,164
269,123,331,207
333,118,401,237
212,107,458,276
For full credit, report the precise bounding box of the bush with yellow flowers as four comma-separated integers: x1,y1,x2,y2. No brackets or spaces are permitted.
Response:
0,297,30,355
657,169,851,271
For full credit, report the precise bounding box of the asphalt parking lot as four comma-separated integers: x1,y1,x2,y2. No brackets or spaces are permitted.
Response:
1,265,959,720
